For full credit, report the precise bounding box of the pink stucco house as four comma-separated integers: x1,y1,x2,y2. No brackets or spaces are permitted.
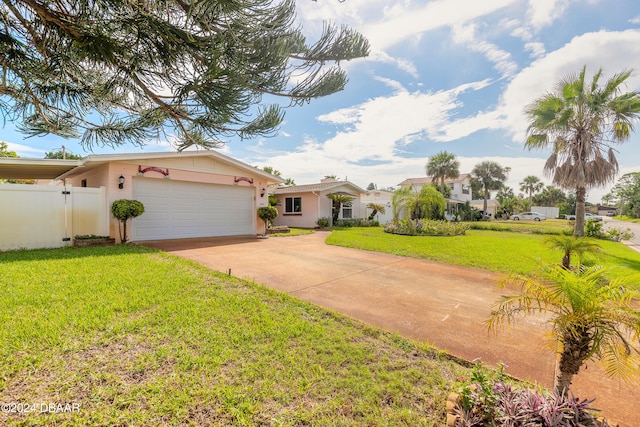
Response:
272,178,368,228
0,151,283,248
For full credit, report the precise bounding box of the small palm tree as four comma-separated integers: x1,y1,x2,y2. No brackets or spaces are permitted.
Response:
488,265,640,395
392,185,445,221
327,193,353,224
366,203,385,221
544,235,601,269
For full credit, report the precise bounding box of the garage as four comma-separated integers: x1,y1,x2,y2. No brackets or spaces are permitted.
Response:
132,177,255,240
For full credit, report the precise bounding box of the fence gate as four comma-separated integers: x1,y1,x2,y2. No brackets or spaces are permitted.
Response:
0,184,107,251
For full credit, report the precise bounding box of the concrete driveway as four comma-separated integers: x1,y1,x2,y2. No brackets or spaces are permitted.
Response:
142,232,637,426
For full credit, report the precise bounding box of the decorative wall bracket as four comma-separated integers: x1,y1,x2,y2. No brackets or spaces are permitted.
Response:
234,176,254,184
138,165,170,178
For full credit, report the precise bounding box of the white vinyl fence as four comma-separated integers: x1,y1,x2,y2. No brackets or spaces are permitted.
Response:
0,184,108,251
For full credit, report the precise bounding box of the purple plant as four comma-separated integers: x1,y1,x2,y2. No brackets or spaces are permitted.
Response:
453,369,616,427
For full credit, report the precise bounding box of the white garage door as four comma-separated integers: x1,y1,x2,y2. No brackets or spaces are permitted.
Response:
132,178,254,240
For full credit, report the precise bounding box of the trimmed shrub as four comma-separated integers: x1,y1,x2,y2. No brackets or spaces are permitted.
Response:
258,206,278,228
316,217,330,228
111,199,145,243
333,218,379,228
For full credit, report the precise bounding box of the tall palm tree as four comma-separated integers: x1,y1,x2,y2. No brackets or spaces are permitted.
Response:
524,66,640,237
488,265,640,395
519,175,544,208
471,161,510,214
426,151,460,195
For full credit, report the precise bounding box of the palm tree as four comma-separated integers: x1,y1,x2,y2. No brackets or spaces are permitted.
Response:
544,235,601,269
488,265,640,394
392,186,445,221
327,193,353,224
534,186,567,207
524,66,640,237
519,175,544,208
426,151,460,195
366,203,385,221
471,161,510,215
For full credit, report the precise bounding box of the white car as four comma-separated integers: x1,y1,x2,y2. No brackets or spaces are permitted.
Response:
585,213,603,222
511,212,546,221
565,213,603,222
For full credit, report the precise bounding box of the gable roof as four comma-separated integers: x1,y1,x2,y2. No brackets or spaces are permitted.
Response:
398,173,471,187
0,150,284,183
274,179,367,195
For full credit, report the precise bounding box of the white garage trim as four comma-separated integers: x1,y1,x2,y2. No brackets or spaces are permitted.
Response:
132,178,255,240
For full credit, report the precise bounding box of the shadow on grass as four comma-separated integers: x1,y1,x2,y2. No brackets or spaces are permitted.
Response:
0,244,159,263
605,253,640,272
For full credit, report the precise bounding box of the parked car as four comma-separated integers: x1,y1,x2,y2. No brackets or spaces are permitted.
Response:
565,213,603,222
585,213,603,222
511,212,546,221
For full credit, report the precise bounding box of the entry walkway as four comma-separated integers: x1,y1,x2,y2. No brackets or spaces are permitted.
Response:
142,232,637,426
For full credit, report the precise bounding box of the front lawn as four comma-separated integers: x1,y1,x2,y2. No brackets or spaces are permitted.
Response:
326,227,640,280
0,245,468,426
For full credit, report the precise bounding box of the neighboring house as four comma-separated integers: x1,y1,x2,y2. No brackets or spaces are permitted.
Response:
272,178,368,228
470,199,500,218
0,151,283,249
397,174,473,219
595,205,618,216
360,189,394,224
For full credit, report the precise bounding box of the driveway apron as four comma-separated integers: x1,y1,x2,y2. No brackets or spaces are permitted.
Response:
142,232,638,426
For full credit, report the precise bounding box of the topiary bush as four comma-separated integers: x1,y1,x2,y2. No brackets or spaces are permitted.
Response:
111,199,145,243
257,206,279,233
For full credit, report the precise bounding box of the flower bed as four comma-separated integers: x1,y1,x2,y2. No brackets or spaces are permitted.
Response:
384,219,469,236
73,235,116,247
267,226,290,234
448,365,615,426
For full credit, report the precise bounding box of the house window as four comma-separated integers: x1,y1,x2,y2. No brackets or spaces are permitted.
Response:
462,185,470,195
284,197,302,214
81,179,87,187
342,205,353,219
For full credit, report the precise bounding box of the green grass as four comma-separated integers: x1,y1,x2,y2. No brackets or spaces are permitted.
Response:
325,227,640,281
0,245,469,426
614,215,640,224
467,218,574,234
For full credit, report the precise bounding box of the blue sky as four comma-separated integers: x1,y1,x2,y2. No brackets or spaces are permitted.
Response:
5,0,640,202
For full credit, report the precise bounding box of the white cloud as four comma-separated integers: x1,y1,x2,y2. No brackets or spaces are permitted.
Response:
452,23,519,78
499,29,640,142
526,0,571,30
368,51,418,77
631,16,640,24
361,0,518,51
524,42,546,58
9,142,47,158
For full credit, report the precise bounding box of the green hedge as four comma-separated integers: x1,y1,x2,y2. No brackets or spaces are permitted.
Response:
384,219,469,236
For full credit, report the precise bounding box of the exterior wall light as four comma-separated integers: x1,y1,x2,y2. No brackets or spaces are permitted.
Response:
118,175,125,189
260,188,266,197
